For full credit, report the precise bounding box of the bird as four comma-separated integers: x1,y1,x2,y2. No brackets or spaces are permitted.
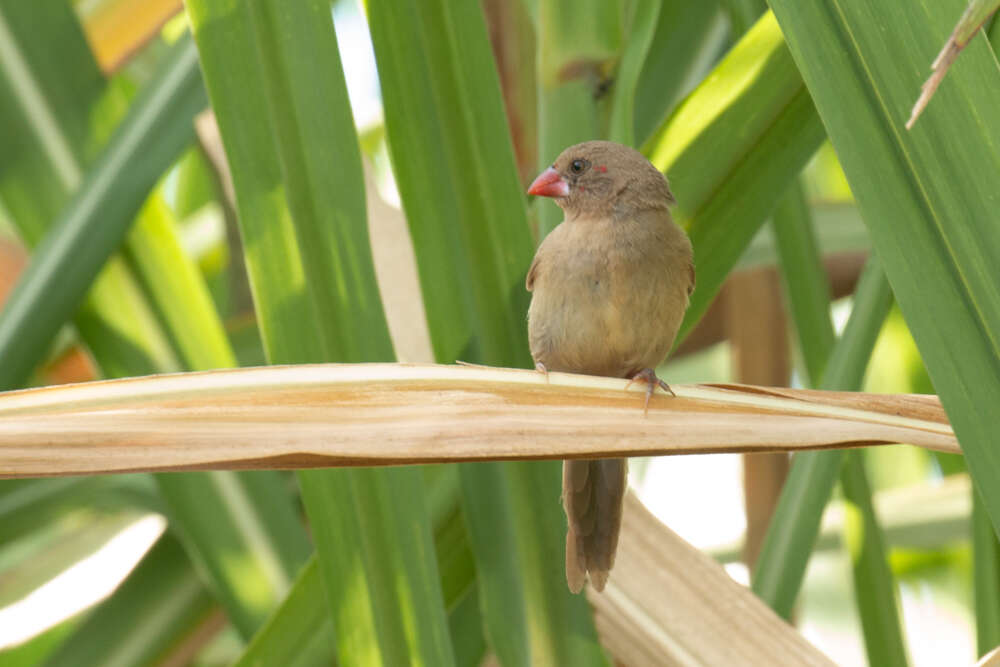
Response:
525,140,695,594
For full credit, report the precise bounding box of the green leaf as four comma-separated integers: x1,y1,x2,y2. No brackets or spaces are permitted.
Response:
457,464,530,666
770,184,835,386
0,0,180,379
974,494,1000,656
369,0,535,367
43,536,218,667
633,1,726,145
156,471,310,637
237,473,479,667
608,0,661,146
534,0,618,235
645,11,826,342
124,193,237,370
771,179,908,664
234,558,337,667
0,5,308,640
0,476,158,544
840,453,909,667
367,1,607,664
752,258,894,618
768,0,1000,541
188,0,452,662
0,34,206,389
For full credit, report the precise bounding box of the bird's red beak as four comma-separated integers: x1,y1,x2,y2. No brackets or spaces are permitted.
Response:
527,167,570,198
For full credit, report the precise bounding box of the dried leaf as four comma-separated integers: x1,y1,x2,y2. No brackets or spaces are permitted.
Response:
0,364,957,478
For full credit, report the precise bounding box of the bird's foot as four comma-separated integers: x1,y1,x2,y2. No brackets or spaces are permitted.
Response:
625,368,675,415
535,361,550,383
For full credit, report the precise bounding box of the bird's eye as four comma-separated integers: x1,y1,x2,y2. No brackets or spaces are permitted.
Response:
570,159,585,173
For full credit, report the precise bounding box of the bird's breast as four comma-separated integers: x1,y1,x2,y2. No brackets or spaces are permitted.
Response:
527,219,689,378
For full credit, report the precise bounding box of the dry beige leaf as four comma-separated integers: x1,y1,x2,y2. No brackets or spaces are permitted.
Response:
0,363,957,478
592,493,835,666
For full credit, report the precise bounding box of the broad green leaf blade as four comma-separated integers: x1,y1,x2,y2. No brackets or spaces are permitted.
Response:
753,258,894,618
241,0,391,362
0,34,206,389
367,1,606,662
768,0,1000,537
43,535,218,667
188,1,451,662
645,11,826,342
369,0,535,367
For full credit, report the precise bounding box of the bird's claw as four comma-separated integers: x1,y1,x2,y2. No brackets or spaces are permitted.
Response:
535,362,550,383
625,368,675,415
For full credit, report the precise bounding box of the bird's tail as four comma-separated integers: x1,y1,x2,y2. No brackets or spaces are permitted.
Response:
562,457,628,593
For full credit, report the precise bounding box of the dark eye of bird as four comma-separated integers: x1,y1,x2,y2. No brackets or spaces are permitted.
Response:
570,159,587,174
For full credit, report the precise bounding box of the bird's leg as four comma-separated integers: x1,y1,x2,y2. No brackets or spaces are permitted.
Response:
625,367,675,414
535,361,550,383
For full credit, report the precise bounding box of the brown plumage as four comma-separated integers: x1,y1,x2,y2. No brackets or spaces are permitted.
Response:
526,140,695,593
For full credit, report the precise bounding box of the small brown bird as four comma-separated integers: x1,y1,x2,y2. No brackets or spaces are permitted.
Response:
526,140,695,593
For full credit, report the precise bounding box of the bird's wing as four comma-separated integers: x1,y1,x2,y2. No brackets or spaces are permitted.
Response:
526,254,540,292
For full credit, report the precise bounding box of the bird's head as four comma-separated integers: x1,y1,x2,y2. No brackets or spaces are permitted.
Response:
527,140,674,220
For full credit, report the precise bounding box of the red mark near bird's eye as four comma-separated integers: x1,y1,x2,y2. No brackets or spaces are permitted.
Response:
596,165,607,173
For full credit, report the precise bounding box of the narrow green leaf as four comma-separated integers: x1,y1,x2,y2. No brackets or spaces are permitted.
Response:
125,193,237,370
645,11,826,342
633,1,726,145
234,558,337,667
768,0,1000,541
457,464,530,666
771,184,835,386
0,35,206,389
974,494,1000,656
44,536,218,667
0,476,158,544
188,0,451,662
752,258,894,618
0,0,180,378
534,0,618,235
771,177,908,664
841,453,909,667
719,0,766,36
608,0,661,147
